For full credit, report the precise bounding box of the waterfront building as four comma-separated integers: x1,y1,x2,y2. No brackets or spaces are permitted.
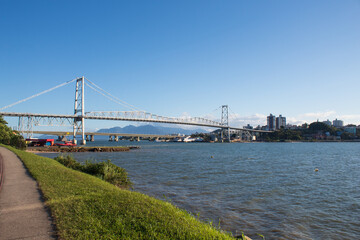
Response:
276,115,286,129
267,114,276,131
285,124,298,130
323,119,332,126
243,124,253,129
344,127,356,135
261,125,269,131
333,119,344,127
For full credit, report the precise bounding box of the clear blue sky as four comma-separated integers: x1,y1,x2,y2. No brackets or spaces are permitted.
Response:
1,0,359,130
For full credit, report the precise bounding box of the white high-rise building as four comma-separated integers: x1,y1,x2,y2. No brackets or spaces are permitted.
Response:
276,115,286,129
333,119,344,127
267,114,276,131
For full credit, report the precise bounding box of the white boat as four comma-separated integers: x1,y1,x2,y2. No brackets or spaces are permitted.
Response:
183,136,196,142
171,137,183,142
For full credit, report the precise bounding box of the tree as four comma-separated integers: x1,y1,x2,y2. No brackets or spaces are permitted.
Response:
0,116,26,149
0,117,7,125
341,132,354,140
308,122,337,135
264,128,303,141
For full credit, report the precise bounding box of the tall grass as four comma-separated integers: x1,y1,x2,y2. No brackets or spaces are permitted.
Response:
54,155,132,188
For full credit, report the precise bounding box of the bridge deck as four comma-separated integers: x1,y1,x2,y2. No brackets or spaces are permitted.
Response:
23,131,179,138
0,112,272,133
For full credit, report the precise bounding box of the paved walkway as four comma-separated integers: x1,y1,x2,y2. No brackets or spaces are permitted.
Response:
0,147,56,240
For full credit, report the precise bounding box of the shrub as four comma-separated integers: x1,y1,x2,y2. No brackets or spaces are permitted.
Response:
0,116,26,149
10,134,26,150
54,154,82,170
54,155,132,188
102,160,132,188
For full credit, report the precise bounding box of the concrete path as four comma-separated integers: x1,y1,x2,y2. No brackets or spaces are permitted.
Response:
0,147,56,240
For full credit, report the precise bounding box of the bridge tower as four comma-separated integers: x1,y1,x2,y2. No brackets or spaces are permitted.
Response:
73,77,86,145
221,105,231,142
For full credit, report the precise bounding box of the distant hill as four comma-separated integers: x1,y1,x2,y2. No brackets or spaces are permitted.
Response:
35,124,209,140
97,124,209,135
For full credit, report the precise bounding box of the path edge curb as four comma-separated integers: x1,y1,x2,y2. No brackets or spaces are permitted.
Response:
0,151,4,192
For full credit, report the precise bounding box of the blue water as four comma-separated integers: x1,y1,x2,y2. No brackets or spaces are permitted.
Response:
38,141,360,239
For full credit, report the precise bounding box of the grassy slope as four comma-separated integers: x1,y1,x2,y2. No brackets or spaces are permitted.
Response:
3,145,235,240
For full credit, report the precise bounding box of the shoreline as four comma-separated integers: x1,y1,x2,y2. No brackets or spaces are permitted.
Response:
3,144,238,239
26,146,140,153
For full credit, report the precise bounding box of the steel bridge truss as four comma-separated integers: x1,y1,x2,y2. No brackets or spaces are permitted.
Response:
17,116,74,138
220,105,230,142
85,111,223,127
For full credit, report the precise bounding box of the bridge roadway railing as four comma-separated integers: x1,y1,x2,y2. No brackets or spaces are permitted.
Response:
22,131,179,139
85,111,223,128
0,112,272,133
0,111,224,128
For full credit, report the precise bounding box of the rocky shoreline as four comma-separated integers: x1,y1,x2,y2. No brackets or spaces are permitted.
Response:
26,146,140,153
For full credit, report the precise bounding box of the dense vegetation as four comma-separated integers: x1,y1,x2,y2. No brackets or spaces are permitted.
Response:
54,155,132,188
262,122,358,142
3,145,236,240
307,122,337,135
265,129,302,141
0,116,26,149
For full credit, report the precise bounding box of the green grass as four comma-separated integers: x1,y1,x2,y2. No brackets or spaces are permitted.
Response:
2,145,235,240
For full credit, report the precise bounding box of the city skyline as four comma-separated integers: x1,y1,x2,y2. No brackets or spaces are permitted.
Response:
1,1,359,130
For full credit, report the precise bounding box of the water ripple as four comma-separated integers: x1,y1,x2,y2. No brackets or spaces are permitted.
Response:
39,141,360,239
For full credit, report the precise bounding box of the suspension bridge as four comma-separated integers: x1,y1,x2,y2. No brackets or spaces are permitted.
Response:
0,77,271,144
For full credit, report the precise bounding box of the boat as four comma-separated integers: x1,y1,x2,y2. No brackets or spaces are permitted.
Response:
26,138,55,147
171,137,183,142
183,136,196,142
55,141,76,146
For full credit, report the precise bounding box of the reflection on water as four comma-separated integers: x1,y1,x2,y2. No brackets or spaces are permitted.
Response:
38,141,360,239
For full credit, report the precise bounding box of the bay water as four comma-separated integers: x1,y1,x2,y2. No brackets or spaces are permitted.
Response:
38,141,360,239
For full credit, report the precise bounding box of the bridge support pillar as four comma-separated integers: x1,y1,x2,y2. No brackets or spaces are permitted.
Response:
73,76,86,145
228,127,231,143
114,136,119,142
109,135,113,141
86,135,90,141
137,136,140,141
90,135,94,142
220,105,231,143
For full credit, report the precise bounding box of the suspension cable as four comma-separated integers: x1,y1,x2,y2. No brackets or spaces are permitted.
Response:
84,82,141,112
228,107,238,119
0,78,78,111
188,106,221,120
85,78,145,112
228,107,241,126
85,78,139,110
85,83,142,112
